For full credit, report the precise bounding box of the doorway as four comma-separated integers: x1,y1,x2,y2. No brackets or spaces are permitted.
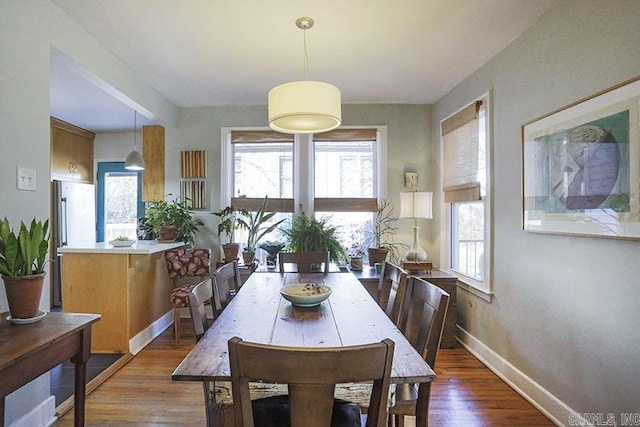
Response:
96,162,144,242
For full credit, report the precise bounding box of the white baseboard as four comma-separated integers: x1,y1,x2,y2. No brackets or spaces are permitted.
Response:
129,310,173,355
9,395,56,427
457,326,575,427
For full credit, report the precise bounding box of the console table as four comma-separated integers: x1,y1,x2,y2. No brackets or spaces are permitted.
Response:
0,312,100,427
351,267,458,348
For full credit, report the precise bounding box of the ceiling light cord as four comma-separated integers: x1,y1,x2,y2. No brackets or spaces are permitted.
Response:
302,27,309,81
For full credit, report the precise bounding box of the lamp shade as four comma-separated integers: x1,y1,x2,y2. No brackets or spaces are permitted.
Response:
399,191,433,219
268,81,341,134
125,149,145,171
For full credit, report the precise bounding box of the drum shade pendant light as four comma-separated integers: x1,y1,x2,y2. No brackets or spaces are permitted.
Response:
125,110,145,170
268,17,341,134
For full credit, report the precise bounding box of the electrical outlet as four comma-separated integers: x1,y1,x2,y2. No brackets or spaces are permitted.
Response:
17,167,36,191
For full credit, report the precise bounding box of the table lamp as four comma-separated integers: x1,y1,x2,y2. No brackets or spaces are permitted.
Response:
399,191,433,261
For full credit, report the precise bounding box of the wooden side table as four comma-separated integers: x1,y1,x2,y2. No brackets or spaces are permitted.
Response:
0,312,100,427
350,267,458,348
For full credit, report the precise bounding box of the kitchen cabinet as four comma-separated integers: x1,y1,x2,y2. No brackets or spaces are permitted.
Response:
142,125,165,202
50,117,95,183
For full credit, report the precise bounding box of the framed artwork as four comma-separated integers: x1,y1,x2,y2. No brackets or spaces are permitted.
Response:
522,77,640,239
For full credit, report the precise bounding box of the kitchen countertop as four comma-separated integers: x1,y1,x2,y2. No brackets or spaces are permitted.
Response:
57,241,185,255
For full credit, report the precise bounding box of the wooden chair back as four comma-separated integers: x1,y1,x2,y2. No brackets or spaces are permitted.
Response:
376,262,409,327
186,279,214,342
228,337,395,427
213,261,242,315
278,251,331,273
390,277,450,426
400,276,449,368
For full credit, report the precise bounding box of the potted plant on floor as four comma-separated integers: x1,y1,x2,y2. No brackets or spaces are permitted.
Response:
280,212,347,267
364,199,406,265
213,204,245,262
145,195,204,246
0,217,50,320
237,196,286,265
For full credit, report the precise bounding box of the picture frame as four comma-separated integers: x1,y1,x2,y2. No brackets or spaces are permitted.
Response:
522,77,640,239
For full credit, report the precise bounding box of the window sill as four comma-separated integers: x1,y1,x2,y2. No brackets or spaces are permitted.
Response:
456,279,493,302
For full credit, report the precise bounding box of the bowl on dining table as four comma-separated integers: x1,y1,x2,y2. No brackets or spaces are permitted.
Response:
280,283,332,307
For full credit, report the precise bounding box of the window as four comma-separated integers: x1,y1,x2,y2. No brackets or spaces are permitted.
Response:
441,95,491,297
96,162,144,242
222,127,386,256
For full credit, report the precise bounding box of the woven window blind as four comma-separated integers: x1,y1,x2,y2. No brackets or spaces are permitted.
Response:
442,101,483,203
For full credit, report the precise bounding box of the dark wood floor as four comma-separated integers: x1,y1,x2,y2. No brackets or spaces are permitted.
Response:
54,325,554,426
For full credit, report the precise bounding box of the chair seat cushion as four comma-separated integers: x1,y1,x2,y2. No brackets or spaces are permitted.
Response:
170,284,195,308
251,395,362,427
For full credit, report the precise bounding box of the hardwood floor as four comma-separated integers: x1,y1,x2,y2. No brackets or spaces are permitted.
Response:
54,326,553,426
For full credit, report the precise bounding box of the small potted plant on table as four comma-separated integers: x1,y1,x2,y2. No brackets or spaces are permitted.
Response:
364,199,406,265
0,217,50,321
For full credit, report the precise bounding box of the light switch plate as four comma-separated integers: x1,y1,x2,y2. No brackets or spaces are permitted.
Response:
17,167,36,191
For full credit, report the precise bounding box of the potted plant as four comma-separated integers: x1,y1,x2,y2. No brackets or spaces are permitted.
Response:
145,196,204,245
258,240,286,269
213,205,245,261
280,212,347,267
0,217,50,319
364,199,406,265
237,196,285,265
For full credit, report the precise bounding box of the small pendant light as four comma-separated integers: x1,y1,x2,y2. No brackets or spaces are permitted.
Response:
125,110,145,171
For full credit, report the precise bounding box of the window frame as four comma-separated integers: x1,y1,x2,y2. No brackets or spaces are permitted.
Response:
439,92,493,301
221,126,387,215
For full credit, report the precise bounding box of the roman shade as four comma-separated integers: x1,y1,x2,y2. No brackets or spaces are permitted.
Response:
442,101,483,203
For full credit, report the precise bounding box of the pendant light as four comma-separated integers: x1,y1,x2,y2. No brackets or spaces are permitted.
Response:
268,17,341,134
125,110,145,171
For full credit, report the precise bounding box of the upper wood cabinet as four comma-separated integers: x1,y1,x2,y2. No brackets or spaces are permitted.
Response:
142,125,165,202
50,117,95,183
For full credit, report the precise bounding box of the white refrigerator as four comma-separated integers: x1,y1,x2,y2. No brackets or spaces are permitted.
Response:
52,180,96,307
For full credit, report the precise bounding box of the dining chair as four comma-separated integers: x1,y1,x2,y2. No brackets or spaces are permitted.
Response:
278,251,331,273
228,336,395,427
390,276,450,427
213,260,243,312
376,262,409,327
165,247,212,346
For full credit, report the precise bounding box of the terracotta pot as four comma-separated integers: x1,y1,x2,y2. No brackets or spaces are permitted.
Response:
2,273,45,319
222,243,240,262
158,225,176,242
242,251,255,266
367,247,389,266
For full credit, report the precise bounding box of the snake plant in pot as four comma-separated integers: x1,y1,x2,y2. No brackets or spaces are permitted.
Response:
0,217,50,319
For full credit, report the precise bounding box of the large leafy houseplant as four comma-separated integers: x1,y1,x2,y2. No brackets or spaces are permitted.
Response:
280,212,347,264
145,195,204,246
237,196,286,254
0,217,51,319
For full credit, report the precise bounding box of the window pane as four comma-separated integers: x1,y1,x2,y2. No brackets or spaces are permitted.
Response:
451,201,484,280
104,172,138,240
315,141,375,198
316,211,373,257
233,143,293,198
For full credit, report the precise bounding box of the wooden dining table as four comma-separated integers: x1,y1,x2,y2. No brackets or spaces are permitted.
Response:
171,271,436,426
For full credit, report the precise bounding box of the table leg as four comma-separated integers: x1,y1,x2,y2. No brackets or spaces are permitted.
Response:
71,327,92,427
415,382,432,427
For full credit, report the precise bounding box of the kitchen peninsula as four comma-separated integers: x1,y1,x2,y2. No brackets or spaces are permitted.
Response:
58,241,184,354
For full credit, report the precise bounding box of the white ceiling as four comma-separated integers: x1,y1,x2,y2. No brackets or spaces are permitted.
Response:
50,0,558,133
